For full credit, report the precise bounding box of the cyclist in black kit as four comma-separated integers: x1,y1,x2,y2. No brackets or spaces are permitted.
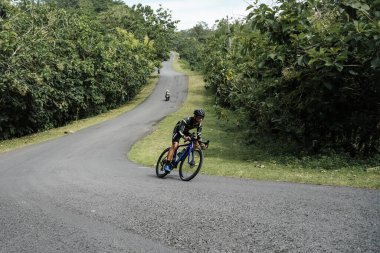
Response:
164,109,206,172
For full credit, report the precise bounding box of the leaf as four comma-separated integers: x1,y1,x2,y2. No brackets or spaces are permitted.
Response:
335,63,344,71
336,50,348,62
344,1,370,12
353,20,360,32
297,55,304,66
371,57,380,69
246,4,254,11
308,58,318,65
268,53,276,59
324,83,333,90
360,3,370,11
324,60,333,67
349,70,358,75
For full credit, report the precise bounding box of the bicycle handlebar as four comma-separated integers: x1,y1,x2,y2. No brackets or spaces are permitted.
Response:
183,133,210,149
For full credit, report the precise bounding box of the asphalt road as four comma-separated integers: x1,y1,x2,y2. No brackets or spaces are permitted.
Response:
1,53,379,253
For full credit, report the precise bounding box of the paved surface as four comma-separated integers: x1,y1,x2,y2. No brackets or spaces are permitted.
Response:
1,53,379,252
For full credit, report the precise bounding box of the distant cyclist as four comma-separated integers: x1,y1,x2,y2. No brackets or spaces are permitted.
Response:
164,109,206,172
165,90,170,101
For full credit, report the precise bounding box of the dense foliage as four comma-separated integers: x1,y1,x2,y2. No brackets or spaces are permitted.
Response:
0,0,177,139
175,0,380,156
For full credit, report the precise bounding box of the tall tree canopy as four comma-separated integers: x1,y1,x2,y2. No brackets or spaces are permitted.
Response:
175,0,380,156
0,0,177,139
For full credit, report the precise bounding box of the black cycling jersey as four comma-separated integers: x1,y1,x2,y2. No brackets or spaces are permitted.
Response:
172,116,202,142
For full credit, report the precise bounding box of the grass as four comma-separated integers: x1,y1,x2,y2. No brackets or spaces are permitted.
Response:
0,75,158,153
129,56,380,189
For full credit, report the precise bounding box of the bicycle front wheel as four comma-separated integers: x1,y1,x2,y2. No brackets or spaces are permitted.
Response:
156,148,170,178
179,149,203,181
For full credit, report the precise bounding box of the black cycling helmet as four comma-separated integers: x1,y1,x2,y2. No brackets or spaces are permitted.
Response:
194,108,205,118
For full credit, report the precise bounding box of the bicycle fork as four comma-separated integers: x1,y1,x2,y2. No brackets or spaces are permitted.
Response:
188,151,196,167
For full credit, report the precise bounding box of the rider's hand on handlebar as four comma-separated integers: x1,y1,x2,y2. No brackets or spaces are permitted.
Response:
200,143,208,150
184,136,191,141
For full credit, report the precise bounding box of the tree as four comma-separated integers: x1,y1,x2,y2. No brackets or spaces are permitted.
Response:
175,0,380,156
0,0,158,139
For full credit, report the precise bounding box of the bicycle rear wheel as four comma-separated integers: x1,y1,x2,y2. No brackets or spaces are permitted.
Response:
156,148,170,178
179,149,203,181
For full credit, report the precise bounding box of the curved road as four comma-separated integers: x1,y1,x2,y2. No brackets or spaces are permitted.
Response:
1,54,379,252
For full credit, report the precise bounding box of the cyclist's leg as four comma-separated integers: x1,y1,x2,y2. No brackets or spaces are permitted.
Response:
166,131,181,163
167,141,178,162
164,141,178,172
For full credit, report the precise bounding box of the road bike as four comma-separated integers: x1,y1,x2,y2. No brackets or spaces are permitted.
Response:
156,135,209,181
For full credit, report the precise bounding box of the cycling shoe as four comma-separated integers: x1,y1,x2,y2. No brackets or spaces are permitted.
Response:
164,164,172,173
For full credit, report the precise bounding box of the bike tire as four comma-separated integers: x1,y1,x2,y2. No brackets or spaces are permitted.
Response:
179,149,203,181
156,148,170,178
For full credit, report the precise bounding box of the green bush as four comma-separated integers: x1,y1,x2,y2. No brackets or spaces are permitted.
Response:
175,0,380,156
0,0,175,139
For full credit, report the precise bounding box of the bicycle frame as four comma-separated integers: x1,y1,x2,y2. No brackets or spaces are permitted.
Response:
172,141,194,168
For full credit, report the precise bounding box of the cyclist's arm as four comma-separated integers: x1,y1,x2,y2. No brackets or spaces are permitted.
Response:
178,119,190,140
196,124,203,142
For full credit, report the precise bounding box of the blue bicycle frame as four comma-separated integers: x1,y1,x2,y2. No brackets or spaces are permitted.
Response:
172,141,194,168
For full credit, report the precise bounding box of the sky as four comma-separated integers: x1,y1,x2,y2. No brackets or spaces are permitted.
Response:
121,0,276,30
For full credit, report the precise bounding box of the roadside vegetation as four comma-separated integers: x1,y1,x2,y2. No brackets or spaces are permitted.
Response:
0,0,177,140
0,76,157,152
129,55,380,189
175,0,379,157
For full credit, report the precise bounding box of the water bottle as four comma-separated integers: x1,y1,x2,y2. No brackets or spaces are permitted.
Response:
177,148,186,158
